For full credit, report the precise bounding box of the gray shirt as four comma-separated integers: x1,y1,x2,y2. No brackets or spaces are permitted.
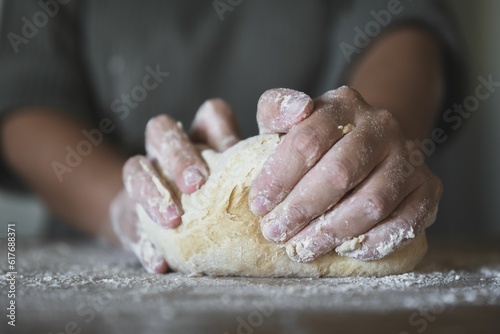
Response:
0,0,462,190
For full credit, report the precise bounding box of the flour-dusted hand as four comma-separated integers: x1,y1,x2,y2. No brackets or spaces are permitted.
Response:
110,190,168,273
110,99,241,273
249,86,443,262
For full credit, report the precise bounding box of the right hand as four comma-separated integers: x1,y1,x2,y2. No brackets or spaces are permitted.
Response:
110,99,241,273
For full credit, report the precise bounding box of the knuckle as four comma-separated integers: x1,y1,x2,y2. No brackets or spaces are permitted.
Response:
404,138,418,152
391,141,405,157
290,127,323,166
375,109,399,132
267,178,287,204
330,86,362,103
363,194,389,222
324,161,351,192
337,85,359,97
413,166,443,202
286,203,310,226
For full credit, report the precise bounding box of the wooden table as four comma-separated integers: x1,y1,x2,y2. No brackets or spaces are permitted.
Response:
1,237,499,334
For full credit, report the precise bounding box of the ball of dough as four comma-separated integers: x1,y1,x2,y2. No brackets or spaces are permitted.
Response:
139,135,427,277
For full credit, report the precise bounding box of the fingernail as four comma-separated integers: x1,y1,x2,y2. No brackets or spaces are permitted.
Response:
151,256,168,273
251,195,271,216
261,219,287,242
282,95,310,122
146,254,168,274
167,203,180,218
183,166,206,188
139,239,168,273
160,204,182,228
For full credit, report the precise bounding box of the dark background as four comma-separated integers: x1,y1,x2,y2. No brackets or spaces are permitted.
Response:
1,0,499,237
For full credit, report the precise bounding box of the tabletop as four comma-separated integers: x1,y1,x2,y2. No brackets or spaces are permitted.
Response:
1,237,499,334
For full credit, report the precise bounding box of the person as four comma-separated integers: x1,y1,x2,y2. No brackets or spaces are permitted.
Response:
0,0,462,273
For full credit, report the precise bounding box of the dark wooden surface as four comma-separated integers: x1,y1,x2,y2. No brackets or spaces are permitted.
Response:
1,237,499,334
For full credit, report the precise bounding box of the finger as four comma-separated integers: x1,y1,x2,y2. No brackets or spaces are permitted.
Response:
257,88,314,134
146,115,209,193
249,106,350,217
133,234,169,274
285,173,441,263
190,99,241,151
259,138,398,243
109,190,168,273
110,189,141,245
336,174,442,261
123,155,182,228
249,87,371,217
256,90,402,239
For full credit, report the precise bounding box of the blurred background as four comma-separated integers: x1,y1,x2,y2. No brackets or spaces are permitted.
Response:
1,0,499,237
428,0,500,236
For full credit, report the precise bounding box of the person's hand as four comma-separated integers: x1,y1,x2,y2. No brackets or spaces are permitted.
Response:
110,99,240,273
249,86,442,262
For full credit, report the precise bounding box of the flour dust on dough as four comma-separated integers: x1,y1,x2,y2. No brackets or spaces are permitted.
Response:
139,134,427,277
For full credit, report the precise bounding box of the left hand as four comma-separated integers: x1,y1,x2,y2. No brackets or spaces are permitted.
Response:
110,99,241,273
249,86,442,262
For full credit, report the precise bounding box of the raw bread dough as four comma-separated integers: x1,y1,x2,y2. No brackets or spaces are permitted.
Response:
139,134,427,277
